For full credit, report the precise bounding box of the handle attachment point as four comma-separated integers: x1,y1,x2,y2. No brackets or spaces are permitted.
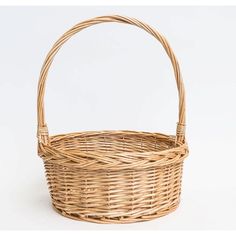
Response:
176,122,185,143
37,125,49,145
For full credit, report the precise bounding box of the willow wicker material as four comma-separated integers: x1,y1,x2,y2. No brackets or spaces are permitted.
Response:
37,15,189,224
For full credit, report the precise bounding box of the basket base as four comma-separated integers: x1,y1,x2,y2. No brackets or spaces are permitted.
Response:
51,201,180,224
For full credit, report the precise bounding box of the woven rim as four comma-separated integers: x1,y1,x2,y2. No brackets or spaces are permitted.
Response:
39,130,188,171
37,15,186,146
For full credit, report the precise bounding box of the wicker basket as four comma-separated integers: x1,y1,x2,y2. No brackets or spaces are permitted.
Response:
37,15,189,224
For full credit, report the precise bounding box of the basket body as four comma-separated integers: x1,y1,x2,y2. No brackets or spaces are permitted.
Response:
41,131,188,223
37,15,189,223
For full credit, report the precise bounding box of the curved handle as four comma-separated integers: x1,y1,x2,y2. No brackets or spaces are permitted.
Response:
37,15,186,144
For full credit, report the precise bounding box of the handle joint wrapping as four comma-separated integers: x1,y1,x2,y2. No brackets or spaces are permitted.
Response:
37,125,49,145
176,122,185,143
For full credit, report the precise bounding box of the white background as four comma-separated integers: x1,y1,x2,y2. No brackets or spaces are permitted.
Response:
0,6,235,230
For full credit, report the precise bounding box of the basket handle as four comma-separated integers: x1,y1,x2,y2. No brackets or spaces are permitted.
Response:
37,15,186,145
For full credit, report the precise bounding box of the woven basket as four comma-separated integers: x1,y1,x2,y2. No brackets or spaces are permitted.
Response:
37,15,189,224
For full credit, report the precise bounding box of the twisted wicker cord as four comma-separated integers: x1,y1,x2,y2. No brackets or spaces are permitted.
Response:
37,15,186,143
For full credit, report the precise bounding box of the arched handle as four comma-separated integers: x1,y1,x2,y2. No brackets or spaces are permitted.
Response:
37,15,186,145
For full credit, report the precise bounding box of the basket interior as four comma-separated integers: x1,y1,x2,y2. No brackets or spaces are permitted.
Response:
50,131,176,154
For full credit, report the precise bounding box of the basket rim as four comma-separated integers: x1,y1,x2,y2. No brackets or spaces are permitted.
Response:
39,130,188,170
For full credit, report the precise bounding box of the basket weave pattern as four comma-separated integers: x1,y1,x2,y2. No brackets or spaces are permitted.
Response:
37,15,189,223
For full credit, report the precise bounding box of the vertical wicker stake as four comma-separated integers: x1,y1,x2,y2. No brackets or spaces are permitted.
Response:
37,15,189,224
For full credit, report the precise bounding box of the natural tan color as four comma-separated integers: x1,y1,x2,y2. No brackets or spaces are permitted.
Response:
37,15,189,224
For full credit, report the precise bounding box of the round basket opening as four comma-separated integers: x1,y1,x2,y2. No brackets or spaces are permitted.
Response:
50,130,177,154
